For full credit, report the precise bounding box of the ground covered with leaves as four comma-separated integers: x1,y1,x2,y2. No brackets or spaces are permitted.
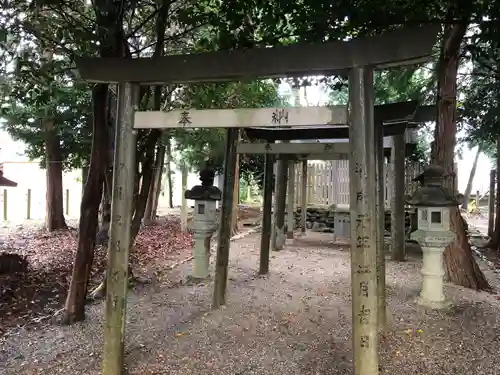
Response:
1,232,500,375
0,218,194,336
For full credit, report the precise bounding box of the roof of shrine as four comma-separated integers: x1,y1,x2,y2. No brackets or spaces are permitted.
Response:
0,171,17,187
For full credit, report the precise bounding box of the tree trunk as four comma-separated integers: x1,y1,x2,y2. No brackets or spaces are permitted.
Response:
90,130,160,299
144,83,165,224
60,84,109,324
97,84,116,243
151,145,165,219
95,166,112,245
166,137,173,208
131,131,160,240
488,135,500,248
433,22,490,290
487,169,496,238
81,165,89,196
180,164,188,232
145,144,165,224
44,119,68,231
231,153,240,236
461,146,481,209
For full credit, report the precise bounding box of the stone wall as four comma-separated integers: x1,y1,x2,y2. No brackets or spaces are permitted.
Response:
282,205,413,236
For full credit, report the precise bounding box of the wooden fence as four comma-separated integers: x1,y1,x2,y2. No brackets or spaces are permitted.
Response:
294,160,423,208
0,188,80,222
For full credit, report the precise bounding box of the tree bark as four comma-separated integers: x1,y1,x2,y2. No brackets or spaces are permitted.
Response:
487,169,496,238
95,166,112,245
180,164,188,232
152,138,166,218
461,146,481,210
90,130,160,299
81,165,89,195
151,151,164,219
231,153,240,236
144,85,166,224
433,22,490,290
488,135,500,248
145,143,165,223
44,119,68,231
61,0,130,325
131,131,161,240
60,84,109,324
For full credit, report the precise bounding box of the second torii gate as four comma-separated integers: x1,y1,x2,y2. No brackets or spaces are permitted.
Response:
235,102,435,255
135,101,435,261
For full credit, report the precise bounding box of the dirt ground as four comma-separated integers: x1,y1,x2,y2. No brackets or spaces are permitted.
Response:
1,231,500,375
0,205,260,335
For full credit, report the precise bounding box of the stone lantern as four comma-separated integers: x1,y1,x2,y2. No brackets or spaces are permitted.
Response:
185,168,222,279
405,165,462,309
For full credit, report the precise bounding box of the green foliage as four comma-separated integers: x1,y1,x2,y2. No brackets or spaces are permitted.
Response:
459,3,500,154
1,0,498,182
0,51,92,169
374,68,434,105
172,80,284,174
239,176,260,203
329,67,433,106
0,0,98,168
0,0,217,170
328,66,434,165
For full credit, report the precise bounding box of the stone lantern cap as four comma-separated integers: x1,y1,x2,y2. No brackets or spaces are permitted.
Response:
406,164,462,207
185,168,222,201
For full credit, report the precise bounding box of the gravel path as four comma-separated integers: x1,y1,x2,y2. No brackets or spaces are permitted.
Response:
1,232,499,375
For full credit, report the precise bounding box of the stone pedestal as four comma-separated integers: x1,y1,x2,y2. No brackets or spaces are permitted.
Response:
190,200,218,279
333,204,350,241
411,229,455,309
192,230,212,279
275,228,286,249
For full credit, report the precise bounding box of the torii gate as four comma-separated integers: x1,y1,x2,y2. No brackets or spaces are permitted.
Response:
136,101,435,257
236,102,435,256
75,25,439,375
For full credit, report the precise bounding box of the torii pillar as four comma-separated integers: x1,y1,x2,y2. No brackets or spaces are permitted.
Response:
348,67,379,374
259,153,275,274
272,158,288,250
391,133,406,261
286,159,296,239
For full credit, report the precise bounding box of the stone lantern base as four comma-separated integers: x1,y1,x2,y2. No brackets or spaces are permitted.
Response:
415,295,452,310
192,231,212,279
411,230,456,310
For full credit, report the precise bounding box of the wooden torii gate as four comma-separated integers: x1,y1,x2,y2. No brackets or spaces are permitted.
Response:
75,25,439,375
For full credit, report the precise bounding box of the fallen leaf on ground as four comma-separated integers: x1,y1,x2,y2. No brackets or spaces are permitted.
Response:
0,218,193,335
